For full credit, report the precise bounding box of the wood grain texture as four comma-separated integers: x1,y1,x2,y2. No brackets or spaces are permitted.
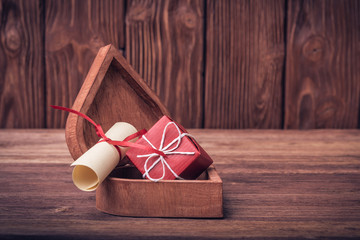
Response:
205,0,285,128
1,129,360,239
96,166,222,218
126,0,204,128
45,0,125,128
284,0,360,129
0,0,44,128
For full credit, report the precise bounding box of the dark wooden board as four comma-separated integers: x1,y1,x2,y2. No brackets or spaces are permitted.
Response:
1,129,360,239
284,0,360,129
0,0,44,128
204,0,285,128
45,0,126,128
125,0,204,128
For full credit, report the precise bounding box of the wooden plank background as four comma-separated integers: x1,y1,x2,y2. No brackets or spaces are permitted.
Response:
0,0,359,129
285,0,360,129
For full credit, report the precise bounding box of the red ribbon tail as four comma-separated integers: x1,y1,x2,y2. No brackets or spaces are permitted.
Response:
50,105,159,157
50,105,99,127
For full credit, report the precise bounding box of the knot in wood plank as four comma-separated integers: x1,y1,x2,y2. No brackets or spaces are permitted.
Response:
1,3,22,56
54,206,72,213
180,12,197,29
126,0,155,23
302,35,326,62
4,26,21,53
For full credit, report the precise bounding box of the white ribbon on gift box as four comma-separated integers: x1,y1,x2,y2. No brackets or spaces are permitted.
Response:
136,121,195,182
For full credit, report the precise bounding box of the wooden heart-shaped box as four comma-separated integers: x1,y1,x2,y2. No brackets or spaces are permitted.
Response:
65,44,223,218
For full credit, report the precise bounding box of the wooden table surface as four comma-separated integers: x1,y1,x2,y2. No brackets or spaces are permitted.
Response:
0,129,359,239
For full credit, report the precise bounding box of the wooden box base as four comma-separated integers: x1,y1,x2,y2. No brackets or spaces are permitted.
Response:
96,165,223,218
64,45,223,218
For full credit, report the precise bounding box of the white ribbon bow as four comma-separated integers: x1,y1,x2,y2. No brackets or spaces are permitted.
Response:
137,121,195,182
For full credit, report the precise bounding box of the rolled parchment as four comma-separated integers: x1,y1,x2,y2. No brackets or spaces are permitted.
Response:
71,122,137,191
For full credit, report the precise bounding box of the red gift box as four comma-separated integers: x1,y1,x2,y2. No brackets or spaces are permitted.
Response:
126,116,213,181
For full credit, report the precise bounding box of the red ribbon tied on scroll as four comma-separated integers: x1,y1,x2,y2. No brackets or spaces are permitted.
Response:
50,105,165,159
136,121,195,182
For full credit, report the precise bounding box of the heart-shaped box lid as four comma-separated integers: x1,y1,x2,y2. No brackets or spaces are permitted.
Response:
65,44,169,160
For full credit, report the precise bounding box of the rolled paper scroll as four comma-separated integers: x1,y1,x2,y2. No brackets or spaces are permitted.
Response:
71,122,137,191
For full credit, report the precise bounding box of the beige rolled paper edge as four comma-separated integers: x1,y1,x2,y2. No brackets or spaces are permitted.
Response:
71,122,138,191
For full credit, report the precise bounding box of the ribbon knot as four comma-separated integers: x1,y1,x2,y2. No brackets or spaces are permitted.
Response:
137,121,195,182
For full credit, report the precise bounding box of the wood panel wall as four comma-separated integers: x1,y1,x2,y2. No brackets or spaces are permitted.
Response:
0,0,359,129
0,0,44,127
285,0,360,129
205,0,285,128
